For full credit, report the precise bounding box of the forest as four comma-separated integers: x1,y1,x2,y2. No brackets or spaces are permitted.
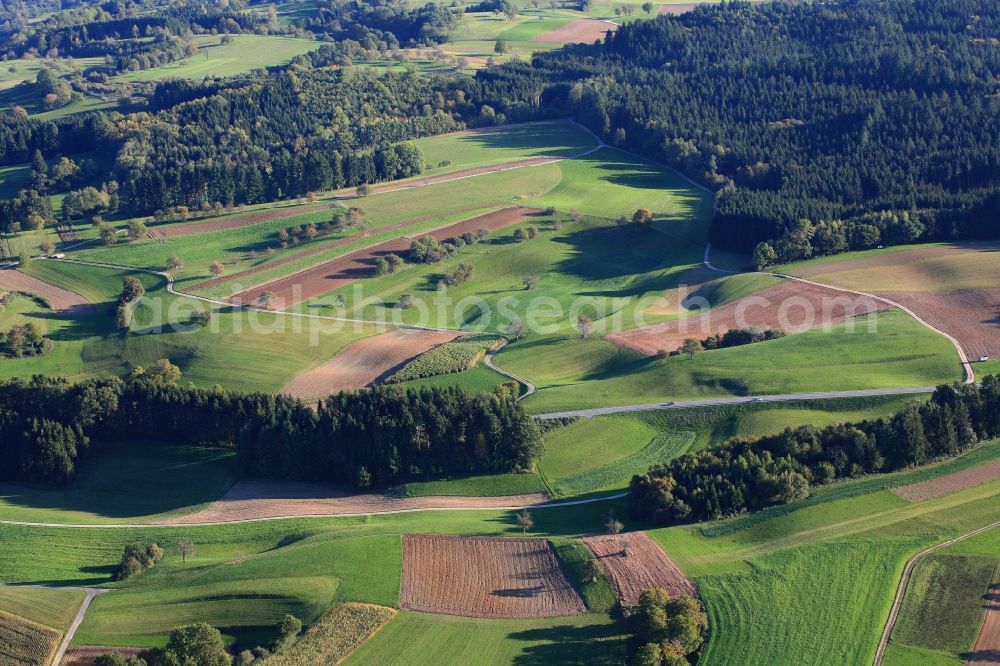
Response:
0,377,541,488
476,0,1000,261
630,376,1000,524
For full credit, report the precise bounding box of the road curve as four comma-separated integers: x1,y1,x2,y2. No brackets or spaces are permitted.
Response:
533,386,935,420
484,349,536,401
873,519,1000,665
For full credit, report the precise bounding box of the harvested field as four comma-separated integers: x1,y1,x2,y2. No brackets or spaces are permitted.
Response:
0,267,91,314
892,459,1000,503
158,479,549,523
63,647,147,666
968,576,1000,666
659,3,696,13
608,280,892,356
791,244,1000,292
582,532,696,606
876,289,1000,360
400,535,586,618
230,206,541,307
154,204,327,238
533,19,617,44
283,328,462,397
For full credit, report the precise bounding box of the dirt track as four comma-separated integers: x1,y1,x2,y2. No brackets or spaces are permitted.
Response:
158,479,550,524
876,289,1000,360
229,206,540,308
892,459,1000,503
400,534,586,618
608,280,891,355
0,267,92,314
533,18,617,44
284,328,461,398
583,532,696,606
968,574,1000,666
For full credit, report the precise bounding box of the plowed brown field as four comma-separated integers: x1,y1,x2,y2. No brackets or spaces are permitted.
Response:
892,459,1000,503
608,280,891,355
0,267,92,313
400,535,586,618
876,289,1000,360
283,328,461,398
967,575,1000,666
533,19,617,44
229,206,539,308
583,532,696,606
158,479,549,523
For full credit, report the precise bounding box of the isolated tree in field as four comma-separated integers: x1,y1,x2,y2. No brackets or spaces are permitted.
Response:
632,208,653,226
127,219,147,242
577,314,593,339
642,1,653,12
18,249,30,266
257,292,277,308
177,538,195,563
346,207,365,226
98,221,117,246
516,509,533,533
752,241,778,270
494,39,509,55
679,338,703,359
507,318,527,340
166,255,183,270
523,275,538,290
209,260,224,276
39,239,55,255
514,228,529,242
605,515,624,537
570,209,582,222
398,294,414,309
356,183,370,197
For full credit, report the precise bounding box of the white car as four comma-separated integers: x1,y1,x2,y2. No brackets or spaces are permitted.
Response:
750,397,764,403
980,356,990,363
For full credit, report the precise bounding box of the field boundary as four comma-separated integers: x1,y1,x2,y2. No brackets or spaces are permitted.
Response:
873,519,1000,665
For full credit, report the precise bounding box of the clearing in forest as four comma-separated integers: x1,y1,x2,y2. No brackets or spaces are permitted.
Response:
583,532,696,606
400,535,586,618
533,19,617,44
607,280,891,356
283,328,462,398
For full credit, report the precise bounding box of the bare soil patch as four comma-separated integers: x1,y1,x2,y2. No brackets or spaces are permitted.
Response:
583,532,696,606
63,647,146,666
876,289,1000,360
659,3,697,14
155,204,328,238
0,267,92,314
608,280,891,356
892,459,1000,503
158,479,549,523
967,576,1000,666
400,534,586,618
283,328,462,398
229,206,540,307
533,19,617,44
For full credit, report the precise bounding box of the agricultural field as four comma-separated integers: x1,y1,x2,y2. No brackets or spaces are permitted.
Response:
0,609,61,666
583,531,696,606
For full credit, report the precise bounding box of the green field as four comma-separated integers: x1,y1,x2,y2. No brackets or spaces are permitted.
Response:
114,34,321,81
0,585,85,630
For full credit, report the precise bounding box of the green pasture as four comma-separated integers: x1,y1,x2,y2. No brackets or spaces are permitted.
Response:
114,34,320,82
0,585,85,631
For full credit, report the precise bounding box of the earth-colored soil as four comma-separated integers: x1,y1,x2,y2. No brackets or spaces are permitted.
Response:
608,280,892,356
967,576,1000,666
659,3,697,13
892,459,1000,503
230,206,541,308
63,647,147,666
533,19,617,44
876,289,1000,360
0,267,92,314
154,204,328,238
582,531,696,606
283,328,462,398
400,535,586,618
158,479,550,524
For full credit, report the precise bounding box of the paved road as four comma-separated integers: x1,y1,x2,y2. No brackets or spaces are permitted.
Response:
873,519,1000,665
533,386,937,420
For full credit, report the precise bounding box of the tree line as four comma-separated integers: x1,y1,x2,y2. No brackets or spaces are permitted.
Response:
473,0,1000,260
0,376,541,488
630,376,1000,524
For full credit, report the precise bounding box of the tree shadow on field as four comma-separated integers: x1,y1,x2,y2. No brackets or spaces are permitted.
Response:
508,620,628,666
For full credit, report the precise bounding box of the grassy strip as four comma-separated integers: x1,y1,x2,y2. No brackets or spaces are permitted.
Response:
550,537,618,613
0,586,85,631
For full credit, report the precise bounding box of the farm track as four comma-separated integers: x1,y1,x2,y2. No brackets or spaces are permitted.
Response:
874,520,1000,666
